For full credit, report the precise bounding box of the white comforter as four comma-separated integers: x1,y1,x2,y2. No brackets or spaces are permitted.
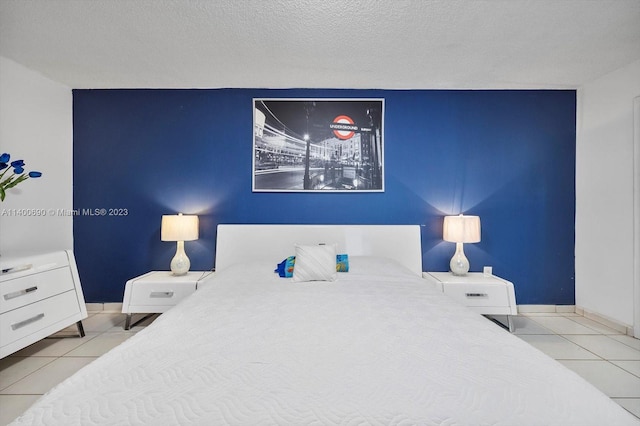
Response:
11,258,639,425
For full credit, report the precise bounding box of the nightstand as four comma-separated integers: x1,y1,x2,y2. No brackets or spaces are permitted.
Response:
122,271,213,330
423,272,518,332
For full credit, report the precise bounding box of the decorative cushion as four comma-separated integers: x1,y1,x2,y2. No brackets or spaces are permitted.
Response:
274,256,296,277
336,254,349,272
291,244,337,282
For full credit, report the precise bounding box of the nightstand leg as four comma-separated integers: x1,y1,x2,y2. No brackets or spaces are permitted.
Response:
76,321,85,337
507,315,514,333
124,313,154,330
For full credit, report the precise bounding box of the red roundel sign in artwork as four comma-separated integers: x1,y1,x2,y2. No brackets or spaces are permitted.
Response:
332,115,357,140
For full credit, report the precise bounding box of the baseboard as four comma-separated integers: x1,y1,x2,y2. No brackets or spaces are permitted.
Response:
517,304,634,336
575,305,634,336
516,304,576,313
86,303,123,313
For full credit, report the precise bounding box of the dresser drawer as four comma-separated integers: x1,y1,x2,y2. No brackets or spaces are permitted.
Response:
0,290,81,351
442,283,510,308
0,267,74,314
1,251,70,282
129,281,197,307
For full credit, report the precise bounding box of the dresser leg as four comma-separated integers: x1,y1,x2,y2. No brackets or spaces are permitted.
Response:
124,314,132,330
507,315,514,333
76,321,86,337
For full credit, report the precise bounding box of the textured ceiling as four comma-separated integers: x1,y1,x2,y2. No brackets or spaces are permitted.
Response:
1,0,639,89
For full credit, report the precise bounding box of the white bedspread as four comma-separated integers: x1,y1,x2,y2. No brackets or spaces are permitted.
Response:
11,258,639,425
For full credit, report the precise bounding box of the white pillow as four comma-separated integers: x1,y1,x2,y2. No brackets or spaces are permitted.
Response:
292,244,337,282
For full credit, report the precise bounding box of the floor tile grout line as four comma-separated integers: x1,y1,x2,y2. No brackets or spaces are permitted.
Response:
0,356,60,393
514,317,558,335
527,325,628,339
555,357,640,380
0,392,47,396
560,333,640,356
608,360,640,380
531,312,633,338
560,334,640,355
607,336,640,352
564,315,624,334
516,326,640,361
7,332,101,359
556,334,605,360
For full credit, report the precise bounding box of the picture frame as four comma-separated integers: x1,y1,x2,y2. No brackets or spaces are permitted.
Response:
253,98,384,192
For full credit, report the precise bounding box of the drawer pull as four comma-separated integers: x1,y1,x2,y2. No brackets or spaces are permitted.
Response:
4,286,38,301
150,291,174,298
11,313,45,330
465,292,488,298
1,263,33,276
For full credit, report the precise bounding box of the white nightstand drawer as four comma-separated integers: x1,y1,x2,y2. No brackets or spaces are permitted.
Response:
442,284,510,307
129,281,197,307
425,272,517,332
0,289,80,350
0,267,74,314
122,271,211,329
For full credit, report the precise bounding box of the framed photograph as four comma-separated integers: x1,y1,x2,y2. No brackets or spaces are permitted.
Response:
253,98,384,192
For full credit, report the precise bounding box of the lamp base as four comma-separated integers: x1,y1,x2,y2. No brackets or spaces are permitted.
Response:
450,242,470,276
170,241,190,276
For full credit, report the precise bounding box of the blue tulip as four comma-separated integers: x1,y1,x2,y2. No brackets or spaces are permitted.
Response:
0,154,42,200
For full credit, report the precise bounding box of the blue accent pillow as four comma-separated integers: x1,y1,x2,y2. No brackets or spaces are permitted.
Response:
275,256,296,277
275,254,348,277
336,254,349,272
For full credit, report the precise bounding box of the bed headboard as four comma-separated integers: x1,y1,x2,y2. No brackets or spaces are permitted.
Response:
215,224,423,276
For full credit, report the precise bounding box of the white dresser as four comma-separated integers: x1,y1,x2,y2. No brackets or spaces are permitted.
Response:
0,250,88,358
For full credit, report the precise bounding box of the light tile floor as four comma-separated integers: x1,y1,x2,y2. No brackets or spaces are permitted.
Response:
512,313,640,419
1,311,639,424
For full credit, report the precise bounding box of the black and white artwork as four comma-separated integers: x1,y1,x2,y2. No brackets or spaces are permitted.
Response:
253,99,384,192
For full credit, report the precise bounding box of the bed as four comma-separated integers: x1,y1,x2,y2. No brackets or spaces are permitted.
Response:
10,224,639,425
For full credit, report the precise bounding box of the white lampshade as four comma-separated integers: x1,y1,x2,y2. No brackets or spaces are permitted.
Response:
443,214,481,276
161,214,199,242
443,214,481,243
161,213,199,276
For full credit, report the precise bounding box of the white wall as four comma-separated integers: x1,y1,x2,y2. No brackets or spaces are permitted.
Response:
576,58,640,327
0,56,73,253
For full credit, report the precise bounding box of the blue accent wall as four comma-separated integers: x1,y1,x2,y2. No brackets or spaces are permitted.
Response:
73,89,576,304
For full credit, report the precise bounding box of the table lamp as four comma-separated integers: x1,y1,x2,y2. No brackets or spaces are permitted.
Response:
443,214,481,276
161,213,199,275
